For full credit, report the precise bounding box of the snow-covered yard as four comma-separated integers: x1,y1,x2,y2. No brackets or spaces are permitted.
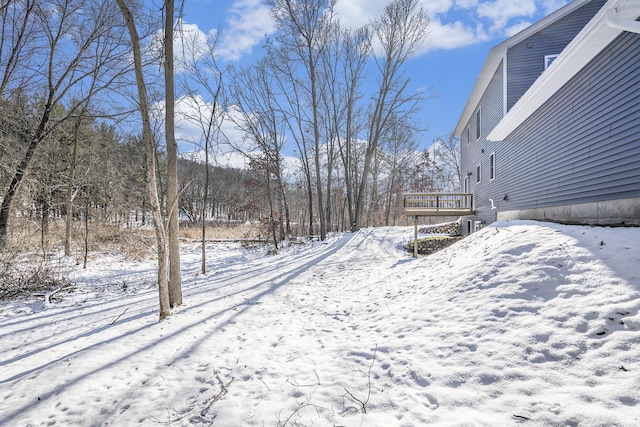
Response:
1,220,639,426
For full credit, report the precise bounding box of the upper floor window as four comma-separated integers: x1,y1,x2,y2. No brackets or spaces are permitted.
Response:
476,164,481,183
476,108,481,140
545,54,559,70
466,126,470,145
490,152,496,180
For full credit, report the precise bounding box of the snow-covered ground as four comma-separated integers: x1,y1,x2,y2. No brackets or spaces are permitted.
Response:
1,220,639,426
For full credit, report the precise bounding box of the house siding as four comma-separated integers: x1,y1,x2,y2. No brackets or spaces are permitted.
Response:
493,30,640,220
460,59,504,233
506,0,606,111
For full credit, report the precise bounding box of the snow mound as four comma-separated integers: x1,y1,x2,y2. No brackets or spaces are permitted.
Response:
0,221,639,426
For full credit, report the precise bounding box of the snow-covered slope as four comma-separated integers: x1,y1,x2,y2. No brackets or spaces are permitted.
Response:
1,221,639,426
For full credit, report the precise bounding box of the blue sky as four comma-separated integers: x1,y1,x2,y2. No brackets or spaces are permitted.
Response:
177,0,570,152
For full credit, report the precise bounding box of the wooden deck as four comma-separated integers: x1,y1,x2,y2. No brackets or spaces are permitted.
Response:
403,193,474,217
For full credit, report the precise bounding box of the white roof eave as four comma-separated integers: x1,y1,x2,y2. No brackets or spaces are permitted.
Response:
487,0,639,141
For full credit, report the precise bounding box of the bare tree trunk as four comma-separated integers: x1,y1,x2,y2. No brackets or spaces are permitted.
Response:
276,174,291,236
164,0,182,308
65,106,94,256
309,61,326,241
116,0,170,319
64,125,78,256
266,174,278,251
352,0,429,231
83,193,89,269
201,138,209,275
0,99,53,247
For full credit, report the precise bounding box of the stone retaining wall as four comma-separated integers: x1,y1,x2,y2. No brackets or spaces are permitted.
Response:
405,220,463,255
418,220,461,235
403,236,463,255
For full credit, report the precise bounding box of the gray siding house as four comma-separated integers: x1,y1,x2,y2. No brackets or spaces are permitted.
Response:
455,0,640,234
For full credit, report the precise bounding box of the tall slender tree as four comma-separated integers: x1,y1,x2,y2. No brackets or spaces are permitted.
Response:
228,58,291,242
116,0,171,319
164,0,182,308
267,0,336,240
178,25,225,274
353,0,429,231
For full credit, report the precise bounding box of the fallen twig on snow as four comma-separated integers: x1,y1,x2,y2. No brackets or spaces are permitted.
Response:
201,378,234,416
343,344,377,415
109,308,129,325
279,370,326,426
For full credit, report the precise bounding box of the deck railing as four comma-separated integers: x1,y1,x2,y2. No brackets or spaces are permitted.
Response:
403,193,474,216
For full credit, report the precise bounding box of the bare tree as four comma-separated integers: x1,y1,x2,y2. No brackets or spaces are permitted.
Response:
0,0,39,97
353,0,429,231
270,52,315,237
267,0,336,241
177,25,225,273
164,0,182,307
64,101,92,256
0,0,132,247
333,26,371,230
380,119,419,225
116,0,171,319
228,58,292,249
432,132,461,192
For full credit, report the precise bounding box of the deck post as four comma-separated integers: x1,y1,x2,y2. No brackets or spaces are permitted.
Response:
413,216,418,258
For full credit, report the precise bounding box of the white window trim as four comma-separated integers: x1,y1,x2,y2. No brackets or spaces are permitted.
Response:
544,54,560,70
476,164,481,183
476,107,482,141
490,152,496,181
466,125,470,145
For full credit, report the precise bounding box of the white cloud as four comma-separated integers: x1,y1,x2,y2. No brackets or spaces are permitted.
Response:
454,0,478,8
418,0,454,15
171,96,303,174
334,0,453,29
504,19,534,37
183,99,251,149
477,0,536,31
422,19,486,52
540,0,570,15
151,95,252,166
204,0,570,62
217,0,276,61
181,148,250,169
174,20,210,72
333,0,388,29
334,0,544,55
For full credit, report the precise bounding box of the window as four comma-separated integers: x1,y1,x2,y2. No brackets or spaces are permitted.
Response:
544,54,559,70
466,126,470,145
476,164,481,183
489,152,496,180
476,108,481,140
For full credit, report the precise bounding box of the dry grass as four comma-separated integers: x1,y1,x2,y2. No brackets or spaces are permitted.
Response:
3,217,271,256
180,221,269,241
2,217,154,261
0,217,282,300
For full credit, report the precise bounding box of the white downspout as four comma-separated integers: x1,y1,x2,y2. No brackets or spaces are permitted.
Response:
605,7,640,34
